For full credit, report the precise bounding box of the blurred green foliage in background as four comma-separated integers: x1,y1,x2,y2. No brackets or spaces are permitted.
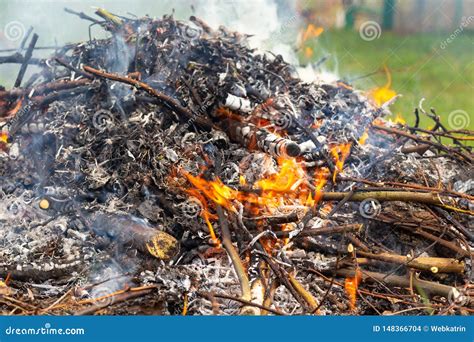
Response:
304,29,473,131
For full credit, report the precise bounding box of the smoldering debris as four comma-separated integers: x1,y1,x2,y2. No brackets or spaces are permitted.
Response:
0,9,472,316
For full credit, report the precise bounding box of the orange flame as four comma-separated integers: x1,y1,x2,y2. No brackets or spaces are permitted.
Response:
389,112,406,125
185,188,220,245
314,168,329,203
304,46,314,59
368,65,397,107
329,143,352,182
182,157,328,242
0,132,8,144
301,24,324,43
358,130,369,145
344,269,362,311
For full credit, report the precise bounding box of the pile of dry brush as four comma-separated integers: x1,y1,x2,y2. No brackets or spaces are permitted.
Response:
0,9,472,315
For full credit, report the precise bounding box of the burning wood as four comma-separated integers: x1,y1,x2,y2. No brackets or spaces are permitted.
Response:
0,9,472,316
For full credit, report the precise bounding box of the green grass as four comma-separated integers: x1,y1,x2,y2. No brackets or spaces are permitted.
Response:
303,29,474,132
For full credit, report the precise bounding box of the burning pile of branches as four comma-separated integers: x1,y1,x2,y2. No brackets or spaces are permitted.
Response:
0,9,472,315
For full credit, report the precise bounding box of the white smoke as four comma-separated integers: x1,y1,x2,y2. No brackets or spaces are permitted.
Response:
193,0,301,63
0,0,339,86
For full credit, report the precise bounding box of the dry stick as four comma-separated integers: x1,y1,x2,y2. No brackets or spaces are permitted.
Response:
404,124,474,141
74,287,155,315
372,123,473,162
54,58,94,79
310,267,473,312
0,45,70,53
401,144,431,155
261,280,279,315
346,233,370,252
83,65,214,130
18,26,34,52
321,190,444,204
33,86,91,109
240,278,265,315
273,224,361,238
64,7,102,24
395,224,471,257
14,33,39,88
216,206,251,303
340,176,474,201
429,108,469,152
198,291,284,316
258,252,314,313
0,54,44,65
356,251,465,274
40,289,73,314
0,78,91,100
336,268,470,304
326,189,355,218
323,190,472,216
231,214,315,314
288,274,319,313
432,206,474,242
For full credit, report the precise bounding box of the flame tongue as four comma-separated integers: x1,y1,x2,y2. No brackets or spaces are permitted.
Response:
0,132,8,144
344,268,362,311
368,65,397,107
329,143,352,182
182,156,329,240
